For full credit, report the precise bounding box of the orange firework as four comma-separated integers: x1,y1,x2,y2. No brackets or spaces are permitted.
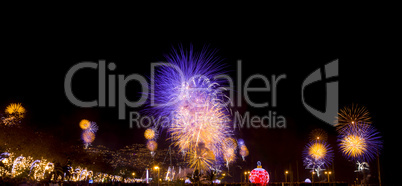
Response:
79,119,90,130
5,103,25,116
144,129,156,140
240,148,249,157
222,138,237,164
82,131,95,143
2,103,26,125
147,140,158,152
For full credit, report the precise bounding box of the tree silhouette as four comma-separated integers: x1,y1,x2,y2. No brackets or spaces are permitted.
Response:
204,169,216,184
188,169,201,184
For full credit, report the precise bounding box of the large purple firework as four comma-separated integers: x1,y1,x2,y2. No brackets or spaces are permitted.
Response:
148,45,229,118
146,45,234,169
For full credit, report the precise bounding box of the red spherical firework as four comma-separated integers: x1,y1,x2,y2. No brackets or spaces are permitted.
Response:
249,161,269,185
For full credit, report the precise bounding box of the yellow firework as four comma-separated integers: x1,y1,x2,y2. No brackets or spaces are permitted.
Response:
187,145,215,171
169,101,231,156
144,129,156,140
336,104,371,131
5,103,25,116
339,134,367,159
2,103,26,125
79,119,90,130
308,142,327,160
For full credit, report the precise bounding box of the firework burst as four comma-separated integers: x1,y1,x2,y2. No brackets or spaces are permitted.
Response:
147,46,233,170
79,119,90,130
239,147,249,158
144,128,156,140
5,103,26,116
168,96,232,156
146,140,158,152
2,103,26,126
186,143,215,171
80,120,98,148
309,128,328,142
237,139,249,161
222,138,237,166
88,122,98,133
336,104,371,131
303,140,334,173
338,122,382,162
82,130,96,143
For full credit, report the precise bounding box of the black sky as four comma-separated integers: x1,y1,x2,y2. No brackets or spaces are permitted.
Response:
1,19,399,184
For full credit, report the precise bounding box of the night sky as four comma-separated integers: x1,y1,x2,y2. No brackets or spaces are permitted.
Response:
1,20,399,184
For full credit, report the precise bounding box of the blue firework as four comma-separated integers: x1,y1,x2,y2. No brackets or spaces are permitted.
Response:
338,122,382,162
303,140,334,170
147,45,229,121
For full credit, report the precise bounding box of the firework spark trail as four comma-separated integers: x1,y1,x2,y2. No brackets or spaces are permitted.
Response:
338,122,382,162
147,46,234,170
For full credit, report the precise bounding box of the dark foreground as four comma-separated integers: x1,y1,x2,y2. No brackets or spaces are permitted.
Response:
0,182,350,186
